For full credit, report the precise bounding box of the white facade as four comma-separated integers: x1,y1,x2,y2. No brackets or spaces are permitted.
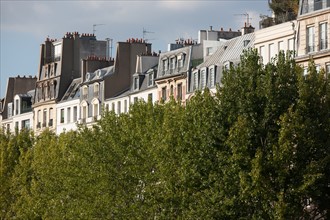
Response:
130,87,158,105
105,94,130,115
254,21,297,64
56,99,80,134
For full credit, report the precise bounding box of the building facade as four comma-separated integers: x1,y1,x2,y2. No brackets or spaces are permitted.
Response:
295,0,330,74
33,32,107,134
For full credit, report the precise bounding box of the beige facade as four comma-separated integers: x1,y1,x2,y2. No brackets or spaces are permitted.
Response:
296,0,330,72
255,21,296,65
155,74,187,104
33,32,107,134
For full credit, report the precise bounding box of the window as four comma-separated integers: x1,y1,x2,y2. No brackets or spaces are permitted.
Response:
201,69,206,89
73,106,77,122
60,109,64,123
124,100,128,113
43,109,47,127
49,108,53,127
117,101,121,114
326,63,330,78
148,93,153,103
93,103,98,117
112,103,115,111
269,43,275,61
319,22,328,50
7,103,12,118
134,97,138,103
178,54,185,68
177,83,182,101
83,86,88,99
162,87,167,101
307,26,315,53
15,99,19,115
209,67,215,87
22,119,30,129
288,38,294,51
259,46,265,63
15,122,19,130
314,0,323,10
170,57,176,72
82,106,87,119
94,84,99,97
54,43,62,59
134,77,139,90
278,41,284,52
170,85,174,97
67,107,71,123
162,59,168,74
206,47,213,56
37,110,41,128
193,71,199,90
148,72,153,87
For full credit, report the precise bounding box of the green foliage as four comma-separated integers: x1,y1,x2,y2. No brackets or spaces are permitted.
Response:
1,51,329,219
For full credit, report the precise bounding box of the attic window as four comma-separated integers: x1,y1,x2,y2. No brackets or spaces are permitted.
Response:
148,72,154,87
243,40,250,47
134,77,139,90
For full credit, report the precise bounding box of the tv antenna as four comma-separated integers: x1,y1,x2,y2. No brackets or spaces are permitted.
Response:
234,13,252,26
93,24,105,35
143,28,155,42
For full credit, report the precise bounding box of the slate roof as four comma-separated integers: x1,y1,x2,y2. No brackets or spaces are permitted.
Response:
84,65,115,83
157,46,192,79
197,33,255,69
61,78,82,101
132,65,158,94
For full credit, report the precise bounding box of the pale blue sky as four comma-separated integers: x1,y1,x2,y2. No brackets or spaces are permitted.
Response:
0,0,271,97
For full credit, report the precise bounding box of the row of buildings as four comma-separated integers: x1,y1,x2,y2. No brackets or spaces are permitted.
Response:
1,0,329,135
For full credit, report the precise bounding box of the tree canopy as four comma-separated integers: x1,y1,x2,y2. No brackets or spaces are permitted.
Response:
1,50,329,219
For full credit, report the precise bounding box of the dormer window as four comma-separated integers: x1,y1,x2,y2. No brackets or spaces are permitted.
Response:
201,69,207,89
94,83,99,98
170,57,176,72
209,67,216,87
162,59,168,74
82,86,88,99
224,61,233,70
178,54,185,68
7,103,12,118
148,72,154,87
134,77,139,90
193,71,199,90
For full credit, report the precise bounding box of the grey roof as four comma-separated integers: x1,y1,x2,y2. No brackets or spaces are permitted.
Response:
84,65,115,83
197,33,255,69
61,78,82,101
157,46,192,79
132,65,158,94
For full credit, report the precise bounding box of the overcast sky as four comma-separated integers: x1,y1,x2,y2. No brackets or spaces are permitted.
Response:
0,0,271,97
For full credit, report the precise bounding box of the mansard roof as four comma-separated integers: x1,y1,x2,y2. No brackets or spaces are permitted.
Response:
197,33,255,69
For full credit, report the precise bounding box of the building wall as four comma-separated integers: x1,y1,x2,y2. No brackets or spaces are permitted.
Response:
56,99,80,134
131,87,158,105
254,21,296,64
105,95,130,115
295,6,330,70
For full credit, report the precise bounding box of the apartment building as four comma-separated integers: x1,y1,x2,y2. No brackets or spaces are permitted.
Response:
188,33,255,95
295,0,330,74
0,76,36,133
33,32,107,134
255,21,297,65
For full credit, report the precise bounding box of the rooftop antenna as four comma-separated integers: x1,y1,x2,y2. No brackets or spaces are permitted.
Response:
143,27,154,41
93,24,105,35
234,13,252,26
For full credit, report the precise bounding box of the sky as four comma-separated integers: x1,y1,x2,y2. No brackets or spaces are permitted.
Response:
0,0,272,98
